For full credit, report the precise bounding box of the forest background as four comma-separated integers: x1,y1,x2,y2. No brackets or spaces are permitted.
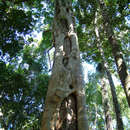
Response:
0,0,129,129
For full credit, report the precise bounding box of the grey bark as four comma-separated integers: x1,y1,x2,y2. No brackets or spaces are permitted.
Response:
98,0,130,107
41,0,89,130
101,78,113,130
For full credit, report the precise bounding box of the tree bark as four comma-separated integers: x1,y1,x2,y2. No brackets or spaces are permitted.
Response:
41,0,89,130
101,77,113,130
98,0,130,107
106,69,124,130
94,14,124,130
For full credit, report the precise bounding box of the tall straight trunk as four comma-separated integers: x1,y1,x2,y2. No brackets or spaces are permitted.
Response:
94,14,124,130
101,77,113,130
98,0,130,107
41,0,88,130
106,69,124,130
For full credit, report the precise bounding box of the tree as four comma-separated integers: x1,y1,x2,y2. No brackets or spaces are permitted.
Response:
95,15,124,129
74,0,129,128
41,0,88,129
100,76,113,130
98,0,130,107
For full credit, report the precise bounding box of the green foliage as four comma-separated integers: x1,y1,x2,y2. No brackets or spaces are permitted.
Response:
85,72,105,130
0,1,50,128
0,61,49,129
116,85,130,117
41,30,52,49
0,1,35,58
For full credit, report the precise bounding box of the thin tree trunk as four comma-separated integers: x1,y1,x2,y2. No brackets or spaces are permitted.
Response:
94,14,124,130
94,16,113,130
106,69,124,130
98,0,130,107
101,77,113,130
41,0,89,130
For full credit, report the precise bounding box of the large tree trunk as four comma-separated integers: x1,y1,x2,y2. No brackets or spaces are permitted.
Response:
94,15,124,130
41,0,89,130
101,77,113,130
98,0,130,107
